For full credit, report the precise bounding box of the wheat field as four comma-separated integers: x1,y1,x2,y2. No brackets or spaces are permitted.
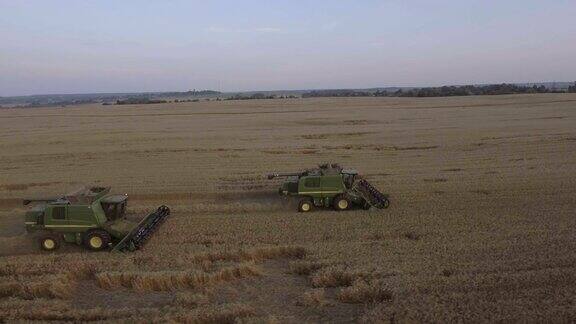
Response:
1,94,575,322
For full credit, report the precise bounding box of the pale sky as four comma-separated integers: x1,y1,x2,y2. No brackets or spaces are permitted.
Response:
1,0,575,96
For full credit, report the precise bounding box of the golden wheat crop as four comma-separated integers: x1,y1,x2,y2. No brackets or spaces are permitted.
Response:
1,94,575,322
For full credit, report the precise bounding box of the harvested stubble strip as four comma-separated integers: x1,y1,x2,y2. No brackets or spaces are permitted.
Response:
338,279,393,304
173,292,210,306
0,263,17,276
0,261,102,300
167,303,255,324
0,304,151,322
289,260,327,275
310,267,371,288
0,299,254,323
188,245,307,264
17,302,238,322
0,275,75,299
96,263,262,292
0,258,126,278
0,297,68,310
301,288,328,307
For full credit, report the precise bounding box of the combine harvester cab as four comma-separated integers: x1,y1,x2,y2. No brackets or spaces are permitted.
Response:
268,163,390,212
23,186,170,252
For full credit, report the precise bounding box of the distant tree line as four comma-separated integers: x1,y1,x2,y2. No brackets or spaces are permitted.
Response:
163,90,221,97
388,84,558,97
225,93,298,100
302,89,372,98
114,98,167,105
302,83,576,98
19,99,98,108
174,99,201,103
1,90,224,108
569,82,576,93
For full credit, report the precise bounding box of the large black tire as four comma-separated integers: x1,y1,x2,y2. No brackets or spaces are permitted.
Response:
83,230,112,251
333,195,351,211
298,199,313,213
39,234,61,251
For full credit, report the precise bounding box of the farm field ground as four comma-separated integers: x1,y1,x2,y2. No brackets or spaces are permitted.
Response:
0,94,575,322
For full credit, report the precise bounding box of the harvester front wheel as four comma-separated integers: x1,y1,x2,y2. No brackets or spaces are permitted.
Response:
298,199,313,213
83,230,111,251
333,195,351,211
39,235,60,251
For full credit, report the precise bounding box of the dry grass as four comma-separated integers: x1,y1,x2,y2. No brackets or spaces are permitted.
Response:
301,288,328,306
170,303,256,323
300,131,375,139
1,94,575,322
96,263,262,291
423,177,448,183
237,315,281,324
0,300,255,323
403,231,421,241
338,280,393,304
173,292,210,307
310,267,366,288
0,277,74,299
289,260,326,275
167,246,307,266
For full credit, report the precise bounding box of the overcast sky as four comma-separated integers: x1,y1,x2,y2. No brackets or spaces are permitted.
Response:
1,0,575,96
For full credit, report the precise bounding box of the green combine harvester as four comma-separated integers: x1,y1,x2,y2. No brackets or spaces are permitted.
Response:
268,163,390,212
23,186,170,252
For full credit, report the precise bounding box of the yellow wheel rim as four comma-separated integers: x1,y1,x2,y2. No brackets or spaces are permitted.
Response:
43,239,55,250
90,236,103,248
338,200,349,209
302,203,310,212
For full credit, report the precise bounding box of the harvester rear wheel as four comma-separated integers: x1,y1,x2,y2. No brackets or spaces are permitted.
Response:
333,195,351,211
83,230,111,251
39,234,61,251
298,199,313,213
